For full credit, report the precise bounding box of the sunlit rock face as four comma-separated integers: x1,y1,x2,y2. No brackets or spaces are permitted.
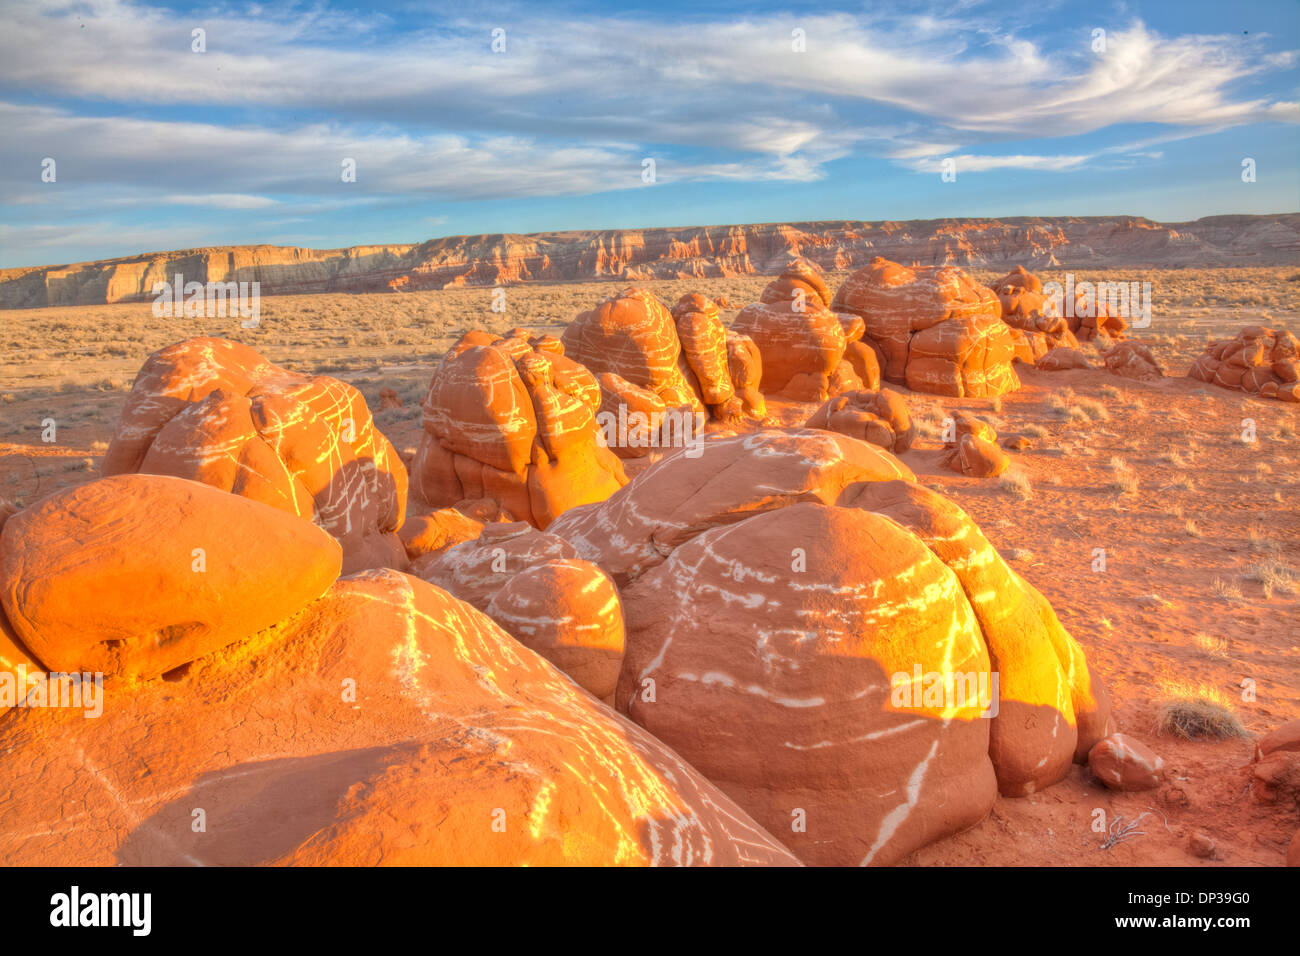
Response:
0,569,800,866
102,336,407,573
548,430,1112,865
832,257,1020,398
410,330,627,528
1190,325,1300,402
732,260,858,403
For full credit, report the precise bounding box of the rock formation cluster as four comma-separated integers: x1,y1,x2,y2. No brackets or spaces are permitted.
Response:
410,329,627,526
832,257,1020,398
1189,326,1300,402
101,337,407,573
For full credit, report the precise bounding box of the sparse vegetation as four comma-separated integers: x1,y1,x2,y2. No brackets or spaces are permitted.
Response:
1211,576,1242,600
1108,456,1139,495
1193,633,1230,660
997,469,1033,500
1242,558,1296,598
1155,683,1248,740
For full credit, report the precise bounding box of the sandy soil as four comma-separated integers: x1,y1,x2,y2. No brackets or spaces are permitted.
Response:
1,267,1296,866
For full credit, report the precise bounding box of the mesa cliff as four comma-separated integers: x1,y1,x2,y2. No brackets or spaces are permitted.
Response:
2,213,1296,309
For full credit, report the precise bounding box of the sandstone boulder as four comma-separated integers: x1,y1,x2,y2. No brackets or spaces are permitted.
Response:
1037,347,1093,371
1087,733,1164,790
549,430,915,587
102,337,407,574
832,257,1020,397
411,332,627,527
725,331,767,419
0,570,798,866
562,288,703,412
412,520,579,611
546,431,1111,863
1103,341,1164,380
398,508,485,562
671,294,740,418
485,558,625,704
944,434,1010,478
733,260,855,402
940,412,1010,477
1256,719,1300,760
1189,326,1300,402
805,388,915,453
1066,292,1128,342
841,480,1114,791
0,603,43,716
0,474,341,679
990,266,1080,360
839,314,884,390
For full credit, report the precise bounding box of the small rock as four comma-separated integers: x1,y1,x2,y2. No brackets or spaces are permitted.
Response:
1188,831,1217,860
1088,733,1165,791
1256,719,1300,760
1002,435,1032,451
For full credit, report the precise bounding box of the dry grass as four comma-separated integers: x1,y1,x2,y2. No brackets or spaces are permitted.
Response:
1211,576,1243,600
1108,456,1139,495
1242,558,1297,598
997,469,1033,500
1154,683,1249,740
1193,633,1231,660
1048,389,1111,423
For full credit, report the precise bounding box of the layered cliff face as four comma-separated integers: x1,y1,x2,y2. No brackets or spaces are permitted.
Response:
2,214,1296,309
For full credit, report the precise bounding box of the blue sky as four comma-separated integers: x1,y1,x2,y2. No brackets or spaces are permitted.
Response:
0,0,1296,268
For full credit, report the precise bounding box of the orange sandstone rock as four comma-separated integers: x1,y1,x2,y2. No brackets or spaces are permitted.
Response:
832,257,1019,397
990,266,1081,361
544,431,1111,864
485,558,625,703
411,332,627,527
1190,325,1300,402
397,508,485,562
1103,341,1164,380
671,294,738,415
102,336,407,574
805,388,915,453
725,330,767,419
0,602,43,716
1037,346,1094,371
733,264,850,402
939,412,1009,477
411,520,579,611
562,288,703,412
1088,733,1164,791
0,570,798,866
0,474,341,679
617,501,999,866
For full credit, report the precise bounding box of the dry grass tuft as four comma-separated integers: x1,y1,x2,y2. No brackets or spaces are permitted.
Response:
1108,456,1140,495
1242,558,1297,598
1193,633,1230,660
997,469,1033,500
1155,683,1248,740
